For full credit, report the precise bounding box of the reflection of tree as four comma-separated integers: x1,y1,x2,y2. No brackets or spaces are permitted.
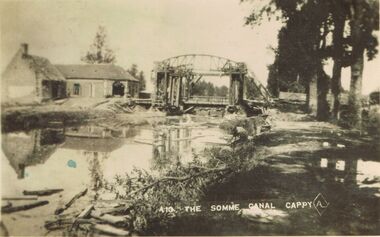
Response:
85,151,109,200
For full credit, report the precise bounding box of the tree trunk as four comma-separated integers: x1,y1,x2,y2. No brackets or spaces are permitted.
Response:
348,2,365,129
307,68,318,116
331,9,345,120
348,50,364,128
316,67,330,121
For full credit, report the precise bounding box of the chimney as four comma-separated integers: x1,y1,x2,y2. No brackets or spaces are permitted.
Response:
21,43,28,57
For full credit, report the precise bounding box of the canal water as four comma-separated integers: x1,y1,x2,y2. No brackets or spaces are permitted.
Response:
1,115,379,235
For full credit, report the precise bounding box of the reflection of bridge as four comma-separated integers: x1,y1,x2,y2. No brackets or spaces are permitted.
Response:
151,54,271,110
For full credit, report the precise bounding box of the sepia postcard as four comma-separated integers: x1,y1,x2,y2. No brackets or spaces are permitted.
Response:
0,0,379,236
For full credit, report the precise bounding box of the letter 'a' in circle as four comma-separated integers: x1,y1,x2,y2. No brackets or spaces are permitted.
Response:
313,193,329,216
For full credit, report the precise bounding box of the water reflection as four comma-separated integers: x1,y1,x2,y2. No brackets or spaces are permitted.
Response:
150,125,194,172
2,117,224,195
2,128,65,179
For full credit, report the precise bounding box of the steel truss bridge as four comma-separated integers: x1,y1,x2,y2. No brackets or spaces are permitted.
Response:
150,54,271,110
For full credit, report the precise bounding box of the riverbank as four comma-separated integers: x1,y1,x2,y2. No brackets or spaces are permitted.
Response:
1,98,165,132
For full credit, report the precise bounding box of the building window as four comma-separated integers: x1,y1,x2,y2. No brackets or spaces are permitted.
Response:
73,83,80,95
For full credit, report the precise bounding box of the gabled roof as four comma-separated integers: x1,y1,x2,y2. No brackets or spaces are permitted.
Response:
55,64,138,81
26,54,66,81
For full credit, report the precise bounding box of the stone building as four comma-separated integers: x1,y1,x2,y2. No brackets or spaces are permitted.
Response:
1,44,66,104
55,64,139,98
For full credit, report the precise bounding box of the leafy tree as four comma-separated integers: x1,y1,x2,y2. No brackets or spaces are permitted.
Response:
245,0,331,119
347,0,379,128
81,26,116,64
244,0,378,123
192,81,228,97
127,64,139,78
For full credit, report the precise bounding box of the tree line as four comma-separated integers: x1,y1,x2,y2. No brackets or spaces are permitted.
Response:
192,81,229,97
244,0,379,127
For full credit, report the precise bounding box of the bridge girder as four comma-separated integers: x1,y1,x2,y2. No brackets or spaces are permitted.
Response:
152,54,271,108
155,54,247,75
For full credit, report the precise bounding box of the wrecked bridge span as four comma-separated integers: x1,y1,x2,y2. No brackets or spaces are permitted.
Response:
143,54,272,114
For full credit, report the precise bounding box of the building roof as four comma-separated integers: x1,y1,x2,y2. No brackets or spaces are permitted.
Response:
55,64,138,81
26,54,66,81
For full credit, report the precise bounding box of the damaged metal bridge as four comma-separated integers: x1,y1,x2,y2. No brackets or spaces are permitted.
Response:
147,54,272,113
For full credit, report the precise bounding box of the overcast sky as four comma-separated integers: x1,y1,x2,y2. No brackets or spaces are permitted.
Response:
1,0,379,93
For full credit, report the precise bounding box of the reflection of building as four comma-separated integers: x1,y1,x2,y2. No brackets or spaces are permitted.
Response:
2,128,65,179
56,64,139,98
1,44,66,104
62,126,127,198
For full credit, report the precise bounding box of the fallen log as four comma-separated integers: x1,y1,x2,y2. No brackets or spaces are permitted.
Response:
99,205,133,215
3,196,38,201
93,224,130,236
70,205,94,231
45,217,73,231
2,200,49,214
91,210,130,227
23,189,63,196
77,205,94,219
55,188,88,215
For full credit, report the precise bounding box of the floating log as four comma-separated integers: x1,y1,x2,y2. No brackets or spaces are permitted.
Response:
2,200,49,214
3,196,38,201
55,188,88,215
93,224,130,236
23,189,63,196
91,210,129,227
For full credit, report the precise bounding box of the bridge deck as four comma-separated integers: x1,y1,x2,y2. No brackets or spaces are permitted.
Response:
132,96,229,106
184,96,228,106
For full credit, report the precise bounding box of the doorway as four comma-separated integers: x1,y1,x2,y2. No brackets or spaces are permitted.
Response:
112,81,125,96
